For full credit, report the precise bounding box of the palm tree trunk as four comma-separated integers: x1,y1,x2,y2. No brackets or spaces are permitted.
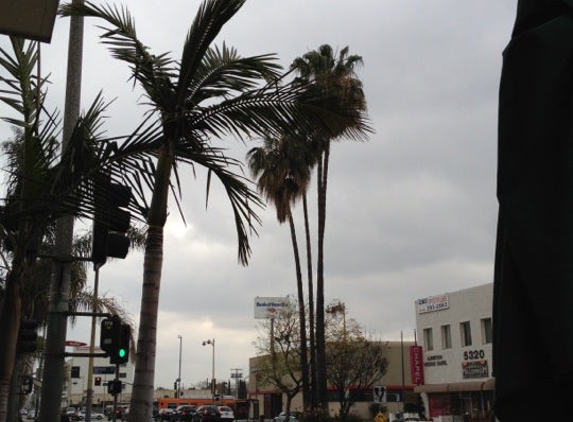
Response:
128,141,173,422
0,268,22,422
316,141,331,410
303,194,317,410
286,208,310,409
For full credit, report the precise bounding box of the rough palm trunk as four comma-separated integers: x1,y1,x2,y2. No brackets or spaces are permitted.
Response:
315,141,330,410
302,194,316,409
0,268,22,421
128,141,174,422
286,207,310,409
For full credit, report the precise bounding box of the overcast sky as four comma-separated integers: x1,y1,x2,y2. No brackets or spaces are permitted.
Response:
0,0,518,389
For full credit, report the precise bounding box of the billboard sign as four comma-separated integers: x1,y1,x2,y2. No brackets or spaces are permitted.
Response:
462,360,489,379
254,297,289,319
416,294,450,314
410,345,425,385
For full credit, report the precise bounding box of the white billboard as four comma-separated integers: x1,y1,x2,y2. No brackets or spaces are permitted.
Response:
254,297,289,319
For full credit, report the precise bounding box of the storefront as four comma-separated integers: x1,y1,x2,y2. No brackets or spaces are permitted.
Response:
414,284,495,422
415,379,494,421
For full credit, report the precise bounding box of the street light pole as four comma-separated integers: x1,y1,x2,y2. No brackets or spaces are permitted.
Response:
202,338,215,403
178,335,182,398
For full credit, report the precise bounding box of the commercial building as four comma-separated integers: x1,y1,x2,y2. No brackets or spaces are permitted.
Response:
414,283,494,422
248,339,417,420
68,345,135,406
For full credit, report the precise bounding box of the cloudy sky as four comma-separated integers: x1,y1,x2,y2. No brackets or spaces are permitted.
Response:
0,0,518,389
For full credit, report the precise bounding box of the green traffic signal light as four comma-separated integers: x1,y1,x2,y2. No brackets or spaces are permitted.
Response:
110,324,130,364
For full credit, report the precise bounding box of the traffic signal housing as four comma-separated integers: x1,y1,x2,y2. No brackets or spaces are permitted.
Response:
92,173,132,266
110,323,130,365
17,319,38,354
95,377,102,386
21,376,33,394
100,316,130,365
100,316,121,355
107,379,122,396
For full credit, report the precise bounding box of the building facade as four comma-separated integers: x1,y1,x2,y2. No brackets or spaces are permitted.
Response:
68,345,135,406
414,283,494,422
248,339,417,420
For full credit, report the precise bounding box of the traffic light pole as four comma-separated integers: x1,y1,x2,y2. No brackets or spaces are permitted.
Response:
112,363,120,422
39,4,84,421
85,265,101,422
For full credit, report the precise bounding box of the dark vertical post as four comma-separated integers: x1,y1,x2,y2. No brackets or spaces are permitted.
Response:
39,2,84,421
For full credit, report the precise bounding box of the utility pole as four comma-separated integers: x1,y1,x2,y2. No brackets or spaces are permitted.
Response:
230,368,242,396
177,335,182,398
39,2,84,421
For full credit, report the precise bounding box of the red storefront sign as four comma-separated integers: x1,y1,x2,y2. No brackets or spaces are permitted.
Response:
410,345,425,385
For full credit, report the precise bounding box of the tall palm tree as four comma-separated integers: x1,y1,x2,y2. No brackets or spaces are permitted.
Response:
60,1,370,420
290,44,372,409
247,134,316,408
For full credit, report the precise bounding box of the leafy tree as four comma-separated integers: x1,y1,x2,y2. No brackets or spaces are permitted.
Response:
325,302,388,421
290,45,372,409
60,1,369,421
254,298,303,422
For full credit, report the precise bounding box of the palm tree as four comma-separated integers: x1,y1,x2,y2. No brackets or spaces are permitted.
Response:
290,44,372,409
0,37,101,419
0,36,143,420
60,1,370,420
247,134,316,408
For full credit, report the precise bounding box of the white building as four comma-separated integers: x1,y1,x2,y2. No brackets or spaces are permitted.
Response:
68,345,135,406
414,283,494,422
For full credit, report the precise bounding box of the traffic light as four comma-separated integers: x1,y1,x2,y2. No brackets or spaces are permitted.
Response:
21,376,33,394
95,377,102,386
92,172,132,266
100,316,121,354
100,316,130,365
110,323,130,365
107,380,122,396
17,319,38,354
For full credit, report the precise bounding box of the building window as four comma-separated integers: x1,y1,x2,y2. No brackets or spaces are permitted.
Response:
441,324,452,349
460,321,472,347
423,328,434,351
481,317,492,344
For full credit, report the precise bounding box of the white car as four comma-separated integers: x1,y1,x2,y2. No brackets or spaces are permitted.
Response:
78,411,105,420
274,412,299,422
217,406,234,421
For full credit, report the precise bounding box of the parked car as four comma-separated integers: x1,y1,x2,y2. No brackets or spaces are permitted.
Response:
217,406,234,422
274,412,299,422
194,405,232,422
108,407,127,421
158,408,176,421
78,410,105,420
174,405,198,422
65,408,81,421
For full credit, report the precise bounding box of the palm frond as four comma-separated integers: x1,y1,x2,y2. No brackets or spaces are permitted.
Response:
176,0,247,103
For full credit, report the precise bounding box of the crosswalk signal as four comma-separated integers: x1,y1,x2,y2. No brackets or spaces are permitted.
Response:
100,316,121,355
107,379,122,396
95,377,102,386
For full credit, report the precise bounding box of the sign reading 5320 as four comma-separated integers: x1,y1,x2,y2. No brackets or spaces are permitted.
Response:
463,349,485,361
